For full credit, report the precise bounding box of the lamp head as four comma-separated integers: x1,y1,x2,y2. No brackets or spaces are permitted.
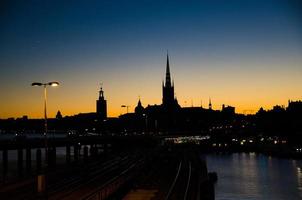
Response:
48,82,59,87
31,82,43,86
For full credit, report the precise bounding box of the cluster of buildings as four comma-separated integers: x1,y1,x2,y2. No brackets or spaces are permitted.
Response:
93,54,236,134
1,55,302,138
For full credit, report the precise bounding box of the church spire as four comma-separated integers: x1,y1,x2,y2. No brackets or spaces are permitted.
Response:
99,84,105,100
165,53,171,87
96,83,107,119
138,96,142,105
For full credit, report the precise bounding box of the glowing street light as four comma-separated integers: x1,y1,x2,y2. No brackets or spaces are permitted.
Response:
31,81,59,193
32,82,59,161
32,82,59,134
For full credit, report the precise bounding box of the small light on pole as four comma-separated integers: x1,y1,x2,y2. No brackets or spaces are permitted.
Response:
32,81,59,194
121,105,129,114
31,81,60,134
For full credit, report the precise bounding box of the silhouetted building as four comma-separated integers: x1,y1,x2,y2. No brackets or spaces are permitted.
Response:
222,104,235,115
272,105,285,113
121,54,238,133
162,54,179,110
96,86,107,120
22,115,28,120
287,100,302,113
0,54,244,135
56,110,63,119
209,98,212,110
256,107,265,115
135,98,145,115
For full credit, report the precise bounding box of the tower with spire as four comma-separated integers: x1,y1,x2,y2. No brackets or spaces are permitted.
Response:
135,97,144,115
209,98,212,110
162,54,179,109
96,85,107,120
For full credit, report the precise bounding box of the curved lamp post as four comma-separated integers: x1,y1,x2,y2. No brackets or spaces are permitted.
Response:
31,82,59,162
32,81,59,193
32,82,59,134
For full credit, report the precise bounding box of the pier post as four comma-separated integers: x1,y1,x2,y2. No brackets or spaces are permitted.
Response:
52,146,56,166
93,144,99,157
74,145,79,162
26,148,31,173
48,146,56,167
2,149,8,180
84,146,89,161
17,148,23,177
66,145,71,163
104,143,108,154
90,145,95,157
36,149,42,173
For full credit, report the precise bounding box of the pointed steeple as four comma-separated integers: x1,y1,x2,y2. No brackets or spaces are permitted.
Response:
209,98,212,110
165,53,171,87
99,85,105,100
138,96,142,106
162,52,179,109
135,96,144,114
166,53,170,74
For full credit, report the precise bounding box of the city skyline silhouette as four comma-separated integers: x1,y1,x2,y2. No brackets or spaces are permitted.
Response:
0,52,301,119
1,0,301,119
1,1,302,200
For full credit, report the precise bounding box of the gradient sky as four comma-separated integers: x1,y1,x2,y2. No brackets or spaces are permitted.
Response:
0,0,302,118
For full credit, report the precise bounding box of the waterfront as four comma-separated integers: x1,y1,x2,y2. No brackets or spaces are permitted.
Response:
206,153,302,200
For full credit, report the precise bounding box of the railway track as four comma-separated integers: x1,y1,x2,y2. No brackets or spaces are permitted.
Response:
49,154,144,200
1,147,211,200
122,147,203,200
48,156,129,199
0,151,145,200
164,160,194,200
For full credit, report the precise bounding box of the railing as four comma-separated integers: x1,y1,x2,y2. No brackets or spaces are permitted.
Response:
164,161,182,200
83,161,140,200
183,161,192,200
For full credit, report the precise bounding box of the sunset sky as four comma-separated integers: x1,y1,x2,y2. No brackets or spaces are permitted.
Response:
1,0,302,119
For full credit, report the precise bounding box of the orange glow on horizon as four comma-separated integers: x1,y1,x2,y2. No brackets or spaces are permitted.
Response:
0,56,301,119
0,95,297,119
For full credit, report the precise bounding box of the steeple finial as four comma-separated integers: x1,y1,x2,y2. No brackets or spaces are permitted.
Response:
138,95,141,103
165,52,171,87
99,83,104,100
166,53,170,74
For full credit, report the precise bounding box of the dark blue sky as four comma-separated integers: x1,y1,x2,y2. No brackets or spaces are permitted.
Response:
1,0,302,118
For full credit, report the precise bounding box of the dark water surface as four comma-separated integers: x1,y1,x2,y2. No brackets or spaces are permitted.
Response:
206,153,302,200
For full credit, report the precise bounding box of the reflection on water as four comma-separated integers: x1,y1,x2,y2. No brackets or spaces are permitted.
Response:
293,161,302,197
206,153,302,200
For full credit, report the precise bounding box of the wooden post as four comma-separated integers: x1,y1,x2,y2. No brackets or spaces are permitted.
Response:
36,149,42,173
66,145,71,163
26,148,31,173
74,145,79,162
37,174,46,193
84,146,89,161
90,145,95,157
17,148,23,177
2,149,8,181
52,146,56,166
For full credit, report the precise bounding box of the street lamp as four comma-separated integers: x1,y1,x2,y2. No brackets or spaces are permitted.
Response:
121,105,129,114
32,81,59,194
32,82,59,134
